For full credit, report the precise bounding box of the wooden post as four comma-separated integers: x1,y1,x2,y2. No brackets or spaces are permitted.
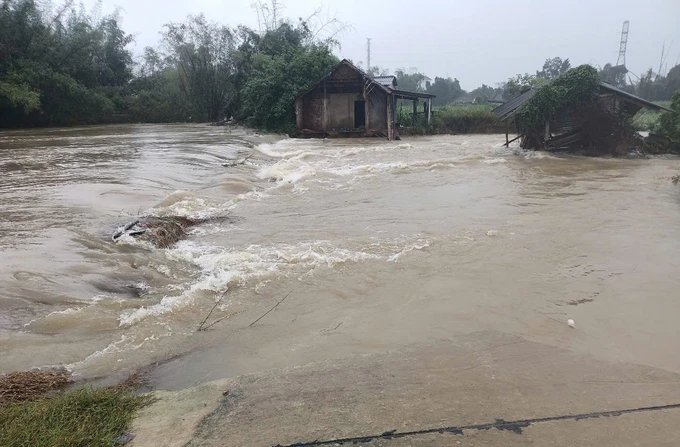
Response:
505,121,509,146
412,99,417,124
295,97,303,131
427,98,432,125
386,94,392,140
363,82,369,132
323,80,327,135
544,120,550,140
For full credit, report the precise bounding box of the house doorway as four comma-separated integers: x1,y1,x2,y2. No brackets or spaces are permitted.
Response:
354,100,366,128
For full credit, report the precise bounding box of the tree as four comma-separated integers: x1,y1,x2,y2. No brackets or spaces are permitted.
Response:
657,89,680,143
636,68,662,101
468,84,501,103
238,22,338,131
664,64,680,98
598,63,629,89
395,68,428,93
503,73,545,100
426,77,463,105
634,63,680,101
162,15,236,121
536,57,571,80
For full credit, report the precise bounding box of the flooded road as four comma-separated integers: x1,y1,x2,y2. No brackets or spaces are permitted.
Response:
1,124,679,385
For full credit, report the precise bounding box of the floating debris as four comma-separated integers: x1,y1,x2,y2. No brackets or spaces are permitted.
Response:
0,369,71,405
112,216,199,248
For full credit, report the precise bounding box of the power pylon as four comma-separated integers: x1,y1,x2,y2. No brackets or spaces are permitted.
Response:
616,21,629,67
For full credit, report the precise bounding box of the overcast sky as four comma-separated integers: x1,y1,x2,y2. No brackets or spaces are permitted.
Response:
83,0,680,90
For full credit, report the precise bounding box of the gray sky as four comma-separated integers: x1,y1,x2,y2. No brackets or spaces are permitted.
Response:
85,0,680,90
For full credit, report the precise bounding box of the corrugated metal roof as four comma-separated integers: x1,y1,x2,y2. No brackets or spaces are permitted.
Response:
599,82,674,112
391,89,436,99
492,88,538,121
373,75,397,89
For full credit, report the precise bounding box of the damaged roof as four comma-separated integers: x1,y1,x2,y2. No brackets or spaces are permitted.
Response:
598,82,674,113
493,81,673,122
492,88,539,122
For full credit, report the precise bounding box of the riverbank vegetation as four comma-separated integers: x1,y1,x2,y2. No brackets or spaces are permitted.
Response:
1,1,678,136
397,104,503,134
0,370,149,447
632,102,671,131
1,0,340,130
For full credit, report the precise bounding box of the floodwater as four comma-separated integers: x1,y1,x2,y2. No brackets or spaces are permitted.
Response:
1,124,679,386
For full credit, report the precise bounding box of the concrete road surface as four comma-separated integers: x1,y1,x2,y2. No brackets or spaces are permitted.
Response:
130,331,680,447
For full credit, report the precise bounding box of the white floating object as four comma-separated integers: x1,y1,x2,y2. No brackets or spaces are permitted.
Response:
567,319,576,328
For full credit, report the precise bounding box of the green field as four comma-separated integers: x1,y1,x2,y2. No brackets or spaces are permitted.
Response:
398,103,504,134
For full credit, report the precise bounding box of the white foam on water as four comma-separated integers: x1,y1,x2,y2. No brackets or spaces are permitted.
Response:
255,140,412,160
65,332,169,374
517,150,561,160
257,159,318,184
118,237,432,327
387,238,432,261
483,158,507,164
151,190,227,219
257,155,461,190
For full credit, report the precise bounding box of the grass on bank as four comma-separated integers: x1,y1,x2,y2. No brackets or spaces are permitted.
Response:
397,103,503,134
632,101,672,132
0,371,150,447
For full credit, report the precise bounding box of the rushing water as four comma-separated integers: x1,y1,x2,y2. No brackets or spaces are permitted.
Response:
1,124,680,382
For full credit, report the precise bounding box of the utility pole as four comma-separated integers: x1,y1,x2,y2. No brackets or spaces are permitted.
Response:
616,21,629,67
366,38,372,75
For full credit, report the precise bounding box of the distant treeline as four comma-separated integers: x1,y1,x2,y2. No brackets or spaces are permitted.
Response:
379,57,680,106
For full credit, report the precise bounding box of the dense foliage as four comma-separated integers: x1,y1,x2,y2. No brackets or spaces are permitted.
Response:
0,0,339,130
237,26,338,132
0,0,132,126
657,90,680,143
635,65,680,102
516,65,601,132
396,104,502,134
426,77,464,105
536,57,571,80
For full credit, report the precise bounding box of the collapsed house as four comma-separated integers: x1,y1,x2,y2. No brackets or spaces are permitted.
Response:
493,66,674,155
295,59,435,140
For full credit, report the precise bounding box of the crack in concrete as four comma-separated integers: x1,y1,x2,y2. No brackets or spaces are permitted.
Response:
273,403,680,446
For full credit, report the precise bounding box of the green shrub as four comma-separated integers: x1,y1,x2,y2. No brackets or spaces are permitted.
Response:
657,90,680,142
632,101,671,131
517,65,600,133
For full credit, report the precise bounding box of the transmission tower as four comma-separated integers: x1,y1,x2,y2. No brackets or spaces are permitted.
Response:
366,38,372,75
616,21,629,67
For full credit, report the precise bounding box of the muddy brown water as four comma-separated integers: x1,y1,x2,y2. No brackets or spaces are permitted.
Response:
1,124,679,388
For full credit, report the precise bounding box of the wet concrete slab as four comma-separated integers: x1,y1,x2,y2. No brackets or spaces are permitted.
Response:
130,331,680,447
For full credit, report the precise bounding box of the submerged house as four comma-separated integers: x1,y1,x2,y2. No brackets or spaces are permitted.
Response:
295,59,435,140
493,74,673,154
